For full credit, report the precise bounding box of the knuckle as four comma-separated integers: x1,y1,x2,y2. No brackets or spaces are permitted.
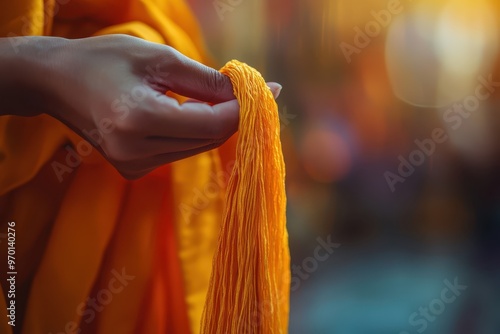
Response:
158,45,183,70
205,71,229,102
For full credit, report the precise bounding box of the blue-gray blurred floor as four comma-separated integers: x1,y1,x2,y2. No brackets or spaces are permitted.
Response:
289,242,500,334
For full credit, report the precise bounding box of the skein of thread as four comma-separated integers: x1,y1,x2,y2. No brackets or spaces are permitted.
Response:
200,60,290,334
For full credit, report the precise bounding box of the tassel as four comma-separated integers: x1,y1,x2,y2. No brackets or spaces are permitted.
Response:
201,60,290,334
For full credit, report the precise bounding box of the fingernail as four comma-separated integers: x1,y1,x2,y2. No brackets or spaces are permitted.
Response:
271,84,283,99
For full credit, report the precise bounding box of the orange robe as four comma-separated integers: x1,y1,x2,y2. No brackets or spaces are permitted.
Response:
0,1,234,333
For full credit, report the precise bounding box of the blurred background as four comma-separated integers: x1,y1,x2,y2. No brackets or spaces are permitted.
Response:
189,0,500,333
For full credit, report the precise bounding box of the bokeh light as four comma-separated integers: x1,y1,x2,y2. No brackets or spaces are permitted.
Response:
190,0,500,332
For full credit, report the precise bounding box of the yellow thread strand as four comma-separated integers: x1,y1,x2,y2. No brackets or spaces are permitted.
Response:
201,60,290,334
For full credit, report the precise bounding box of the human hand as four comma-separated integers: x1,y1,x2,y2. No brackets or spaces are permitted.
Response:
0,35,282,179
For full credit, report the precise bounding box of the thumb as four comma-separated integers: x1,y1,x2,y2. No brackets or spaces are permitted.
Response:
160,47,235,103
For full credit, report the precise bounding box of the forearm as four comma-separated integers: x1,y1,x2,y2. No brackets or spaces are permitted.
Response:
0,36,67,117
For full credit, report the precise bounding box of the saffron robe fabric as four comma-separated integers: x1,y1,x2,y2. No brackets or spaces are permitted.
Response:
0,0,235,333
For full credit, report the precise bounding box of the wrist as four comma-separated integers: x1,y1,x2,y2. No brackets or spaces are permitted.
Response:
0,36,70,117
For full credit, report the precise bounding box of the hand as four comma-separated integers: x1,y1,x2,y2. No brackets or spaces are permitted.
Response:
0,35,282,179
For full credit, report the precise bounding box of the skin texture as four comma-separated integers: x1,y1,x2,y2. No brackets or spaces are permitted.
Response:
0,34,282,179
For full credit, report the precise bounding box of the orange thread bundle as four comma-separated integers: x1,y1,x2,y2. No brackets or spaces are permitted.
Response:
201,60,290,333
